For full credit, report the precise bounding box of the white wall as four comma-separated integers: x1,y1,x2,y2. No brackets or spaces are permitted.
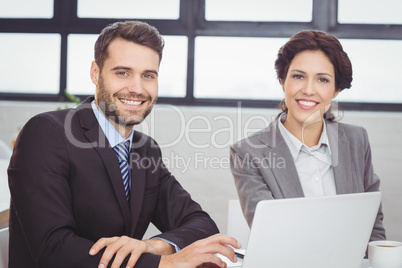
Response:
1,101,401,242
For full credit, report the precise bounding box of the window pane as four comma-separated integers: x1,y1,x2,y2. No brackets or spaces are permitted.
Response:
77,0,180,19
0,33,60,94
67,35,187,98
158,36,188,97
67,34,98,95
0,0,53,18
336,39,402,103
338,0,402,24
206,0,312,22
194,37,286,100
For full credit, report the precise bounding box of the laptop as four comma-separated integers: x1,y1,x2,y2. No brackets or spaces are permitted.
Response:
240,192,381,268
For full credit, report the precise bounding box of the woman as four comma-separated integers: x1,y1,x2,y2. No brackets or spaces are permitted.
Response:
230,30,386,242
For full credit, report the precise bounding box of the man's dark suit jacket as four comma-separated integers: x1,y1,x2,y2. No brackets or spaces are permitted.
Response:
8,97,219,267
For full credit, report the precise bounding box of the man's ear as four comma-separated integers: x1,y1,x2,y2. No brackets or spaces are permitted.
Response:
90,61,100,85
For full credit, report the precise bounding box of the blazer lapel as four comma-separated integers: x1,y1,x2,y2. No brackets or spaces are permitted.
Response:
261,120,304,198
128,131,147,235
327,121,353,194
76,97,132,233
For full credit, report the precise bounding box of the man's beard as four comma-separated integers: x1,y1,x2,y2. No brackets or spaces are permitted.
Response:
96,76,156,126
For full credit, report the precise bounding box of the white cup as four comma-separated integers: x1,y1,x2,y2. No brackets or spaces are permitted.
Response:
368,240,402,268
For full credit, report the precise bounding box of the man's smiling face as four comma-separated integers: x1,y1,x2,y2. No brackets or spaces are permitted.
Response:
92,37,159,127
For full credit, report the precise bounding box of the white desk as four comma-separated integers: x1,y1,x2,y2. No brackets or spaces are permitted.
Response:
222,255,371,268
0,159,10,226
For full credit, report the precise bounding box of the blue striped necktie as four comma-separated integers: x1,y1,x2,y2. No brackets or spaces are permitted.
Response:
113,141,131,201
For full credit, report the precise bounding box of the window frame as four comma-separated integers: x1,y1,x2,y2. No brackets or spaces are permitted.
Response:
0,0,401,111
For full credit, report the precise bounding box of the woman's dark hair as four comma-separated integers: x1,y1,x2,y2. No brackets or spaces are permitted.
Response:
274,30,352,120
94,20,164,71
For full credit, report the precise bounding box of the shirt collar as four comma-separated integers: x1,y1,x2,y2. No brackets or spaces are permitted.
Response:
314,121,331,154
277,115,331,161
278,117,302,162
91,100,134,148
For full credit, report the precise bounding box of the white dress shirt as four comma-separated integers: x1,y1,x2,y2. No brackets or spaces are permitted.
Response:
278,118,337,197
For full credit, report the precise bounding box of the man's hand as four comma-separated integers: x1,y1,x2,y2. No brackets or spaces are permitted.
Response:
159,234,241,268
89,236,174,268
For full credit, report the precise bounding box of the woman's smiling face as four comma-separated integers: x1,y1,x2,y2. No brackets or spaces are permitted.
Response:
282,49,339,128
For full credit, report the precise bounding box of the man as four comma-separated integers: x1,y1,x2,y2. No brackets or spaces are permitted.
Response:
8,20,239,267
